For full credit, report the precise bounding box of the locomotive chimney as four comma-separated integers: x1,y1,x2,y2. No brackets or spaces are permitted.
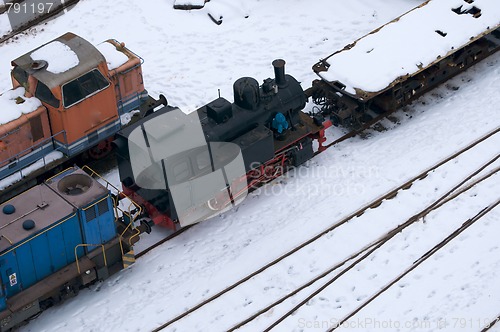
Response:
272,59,287,88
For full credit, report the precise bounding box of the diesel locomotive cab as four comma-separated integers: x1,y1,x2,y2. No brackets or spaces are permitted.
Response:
1,32,149,204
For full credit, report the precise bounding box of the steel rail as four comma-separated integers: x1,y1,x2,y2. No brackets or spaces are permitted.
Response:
151,129,499,331
328,200,500,331
235,154,499,331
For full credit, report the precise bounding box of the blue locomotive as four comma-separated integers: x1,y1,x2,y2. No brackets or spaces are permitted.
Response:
0,167,138,331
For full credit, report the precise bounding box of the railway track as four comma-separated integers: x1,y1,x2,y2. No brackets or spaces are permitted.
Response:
146,128,499,331
230,157,500,331
325,199,499,332
133,127,500,260
230,162,500,331
0,0,80,44
482,315,500,332
125,107,420,257
255,169,499,332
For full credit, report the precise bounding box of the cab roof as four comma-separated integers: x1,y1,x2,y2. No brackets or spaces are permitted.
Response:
11,32,105,90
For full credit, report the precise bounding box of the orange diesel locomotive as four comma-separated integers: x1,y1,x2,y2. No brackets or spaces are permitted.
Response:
0,32,158,202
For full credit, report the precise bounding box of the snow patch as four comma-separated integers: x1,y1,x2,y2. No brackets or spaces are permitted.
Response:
30,41,79,74
0,87,42,125
96,42,129,70
0,11,10,37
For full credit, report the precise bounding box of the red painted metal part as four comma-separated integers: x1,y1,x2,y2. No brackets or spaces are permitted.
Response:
88,138,114,160
122,186,177,230
317,119,332,153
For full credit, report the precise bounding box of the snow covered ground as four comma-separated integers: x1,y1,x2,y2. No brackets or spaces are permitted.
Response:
0,0,498,331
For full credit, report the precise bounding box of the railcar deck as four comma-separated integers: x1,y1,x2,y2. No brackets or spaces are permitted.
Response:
313,0,500,101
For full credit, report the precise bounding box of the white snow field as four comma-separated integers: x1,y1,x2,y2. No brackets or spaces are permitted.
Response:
0,0,498,331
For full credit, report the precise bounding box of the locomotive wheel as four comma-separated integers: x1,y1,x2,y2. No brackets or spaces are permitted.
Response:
351,117,363,130
88,139,113,160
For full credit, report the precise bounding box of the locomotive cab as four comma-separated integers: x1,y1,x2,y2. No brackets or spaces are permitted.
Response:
11,33,119,157
114,105,248,229
10,33,147,159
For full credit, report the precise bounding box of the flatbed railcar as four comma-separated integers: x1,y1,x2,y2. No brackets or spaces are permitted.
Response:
310,0,500,127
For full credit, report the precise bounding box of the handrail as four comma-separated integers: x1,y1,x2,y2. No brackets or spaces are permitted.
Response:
74,243,107,274
108,38,145,69
82,165,143,256
0,130,67,167
0,130,69,184
118,218,141,255
45,166,76,182
81,165,142,220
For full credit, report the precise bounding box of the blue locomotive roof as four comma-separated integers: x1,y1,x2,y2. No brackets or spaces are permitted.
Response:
0,167,110,254
0,184,74,254
45,167,109,209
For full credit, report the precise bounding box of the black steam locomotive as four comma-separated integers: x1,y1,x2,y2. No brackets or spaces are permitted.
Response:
113,60,327,230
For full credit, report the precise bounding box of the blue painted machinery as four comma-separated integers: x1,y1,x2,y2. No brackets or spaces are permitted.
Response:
0,167,139,331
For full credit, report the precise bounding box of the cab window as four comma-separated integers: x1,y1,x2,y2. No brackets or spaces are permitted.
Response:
62,69,109,108
35,81,60,108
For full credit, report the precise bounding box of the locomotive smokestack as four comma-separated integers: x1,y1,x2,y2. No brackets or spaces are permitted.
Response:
272,59,287,88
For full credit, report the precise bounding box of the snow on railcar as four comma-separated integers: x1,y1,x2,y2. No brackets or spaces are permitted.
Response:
311,0,500,127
